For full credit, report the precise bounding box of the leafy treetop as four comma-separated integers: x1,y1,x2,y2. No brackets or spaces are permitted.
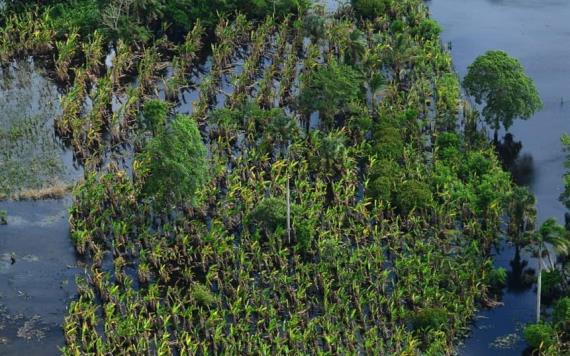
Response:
463,50,542,138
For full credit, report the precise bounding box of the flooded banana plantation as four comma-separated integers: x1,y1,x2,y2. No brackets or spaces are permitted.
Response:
0,0,568,355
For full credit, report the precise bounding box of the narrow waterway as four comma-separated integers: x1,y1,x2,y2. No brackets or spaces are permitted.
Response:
430,0,570,354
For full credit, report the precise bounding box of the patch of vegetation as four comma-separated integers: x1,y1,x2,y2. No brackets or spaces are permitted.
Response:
0,0,553,354
0,210,7,225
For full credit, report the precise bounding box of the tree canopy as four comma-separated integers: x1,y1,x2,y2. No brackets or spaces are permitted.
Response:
463,50,542,139
137,114,207,207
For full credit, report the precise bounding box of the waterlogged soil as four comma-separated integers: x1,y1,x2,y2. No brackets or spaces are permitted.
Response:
430,0,570,354
0,199,80,355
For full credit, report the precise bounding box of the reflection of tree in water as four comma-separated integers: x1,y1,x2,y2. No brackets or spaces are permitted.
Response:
495,133,534,186
508,246,534,293
495,133,536,292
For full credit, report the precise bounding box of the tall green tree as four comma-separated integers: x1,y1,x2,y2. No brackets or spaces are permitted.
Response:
137,114,207,207
298,61,365,130
531,219,570,322
463,50,542,142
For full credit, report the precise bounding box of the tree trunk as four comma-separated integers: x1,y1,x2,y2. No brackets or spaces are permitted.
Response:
536,252,542,323
494,129,499,144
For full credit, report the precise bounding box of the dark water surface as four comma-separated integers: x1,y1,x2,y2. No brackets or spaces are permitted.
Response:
0,60,81,354
0,199,79,355
430,0,570,354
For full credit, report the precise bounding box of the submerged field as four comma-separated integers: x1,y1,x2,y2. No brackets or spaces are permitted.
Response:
0,60,75,199
0,0,568,354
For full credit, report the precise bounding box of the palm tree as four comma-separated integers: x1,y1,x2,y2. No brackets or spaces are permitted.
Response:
507,186,536,249
532,218,570,322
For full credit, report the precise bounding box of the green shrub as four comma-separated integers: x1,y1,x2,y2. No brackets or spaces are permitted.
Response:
436,132,461,150
191,283,217,306
141,100,169,135
372,126,404,160
366,158,401,202
417,18,441,41
488,267,507,289
553,297,570,330
0,209,7,225
246,198,287,235
351,0,393,20
411,307,448,331
298,61,365,125
396,180,433,213
48,0,102,37
523,323,556,349
138,114,208,207
367,176,392,202
541,269,562,299
390,19,404,33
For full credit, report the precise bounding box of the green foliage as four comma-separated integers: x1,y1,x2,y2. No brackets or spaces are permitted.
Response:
559,134,570,210
190,283,217,306
0,209,7,225
246,197,287,235
141,99,169,134
463,50,543,133
507,186,536,246
523,323,556,349
396,180,433,213
541,269,562,298
240,0,309,19
366,159,401,202
372,126,404,160
48,0,101,37
298,61,365,124
435,73,460,130
411,307,448,331
351,0,393,20
488,267,507,289
416,18,441,41
553,297,570,328
137,114,207,207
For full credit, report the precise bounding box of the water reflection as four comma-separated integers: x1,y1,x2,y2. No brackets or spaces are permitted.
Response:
495,133,535,186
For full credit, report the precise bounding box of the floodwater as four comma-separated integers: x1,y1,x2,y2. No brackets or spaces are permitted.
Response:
429,0,570,354
0,61,81,354
0,199,79,355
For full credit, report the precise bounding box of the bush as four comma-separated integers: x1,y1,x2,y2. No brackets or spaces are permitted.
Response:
191,283,217,306
366,159,401,202
435,132,461,151
47,0,102,37
351,0,393,20
298,61,365,124
488,267,507,289
417,19,441,41
523,323,556,349
396,180,433,213
541,270,562,299
138,114,207,207
0,209,7,225
246,198,287,235
411,307,448,331
372,126,404,160
141,100,169,135
553,297,570,330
